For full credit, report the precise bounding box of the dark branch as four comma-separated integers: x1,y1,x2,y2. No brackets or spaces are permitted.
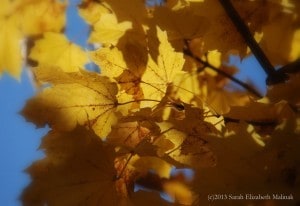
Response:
218,0,288,85
276,59,300,75
183,47,263,98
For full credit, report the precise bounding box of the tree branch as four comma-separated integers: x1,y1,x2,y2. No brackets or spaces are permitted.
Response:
218,0,288,85
276,59,300,75
183,47,263,98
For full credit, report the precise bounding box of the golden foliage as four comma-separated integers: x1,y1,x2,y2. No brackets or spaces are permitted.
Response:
0,0,66,79
1,0,300,205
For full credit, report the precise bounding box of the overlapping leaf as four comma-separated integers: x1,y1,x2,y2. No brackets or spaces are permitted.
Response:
141,27,185,107
29,33,88,72
0,0,66,79
17,0,66,35
12,0,300,205
22,67,119,138
22,127,119,206
89,13,132,45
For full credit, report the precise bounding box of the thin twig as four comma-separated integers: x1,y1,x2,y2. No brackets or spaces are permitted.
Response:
218,0,287,85
183,47,263,98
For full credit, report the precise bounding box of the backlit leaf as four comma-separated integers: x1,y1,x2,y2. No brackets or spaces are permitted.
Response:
29,33,88,72
141,27,185,107
22,67,119,138
89,13,132,45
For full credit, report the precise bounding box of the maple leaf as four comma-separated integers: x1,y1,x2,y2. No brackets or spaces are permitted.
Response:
17,0,66,35
192,122,268,205
151,4,209,50
21,127,121,206
188,0,246,56
21,67,120,138
168,134,217,170
167,103,219,136
91,42,148,100
78,0,111,25
259,3,299,65
89,13,132,45
90,46,126,78
107,120,159,149
101,0,148,24
0,0,67,79
158,106,218,169
10,0,300,205
29,33,88,72
141,27,185,107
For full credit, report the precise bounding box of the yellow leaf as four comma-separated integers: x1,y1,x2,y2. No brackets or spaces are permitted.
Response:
206,89,250,114
18,0,66,35
260,12,296,64
0,17,22,79
78,0,111,25
0,0,19,17
22,67,119,138
90,47,126,78
141,27,185,107
188,0,246,55
163,180,195,205
22,127,120,206
154,136,175,157
168,135,217,169
151,5,209,49
100,0,148,24
91,43,148,99
29,33,88,72
108,121,151,148
172,59,203,105
89,13,132,45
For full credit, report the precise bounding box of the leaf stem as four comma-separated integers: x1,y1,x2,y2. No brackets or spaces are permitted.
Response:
183,47,263,98
217,0,287,85
116,153,133,180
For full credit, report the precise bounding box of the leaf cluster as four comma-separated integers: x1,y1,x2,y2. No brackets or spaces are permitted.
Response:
1,0,300,205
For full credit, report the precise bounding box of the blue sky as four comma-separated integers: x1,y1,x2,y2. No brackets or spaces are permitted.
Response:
0,1,266,205
0,1,87,205
0,71,48,205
